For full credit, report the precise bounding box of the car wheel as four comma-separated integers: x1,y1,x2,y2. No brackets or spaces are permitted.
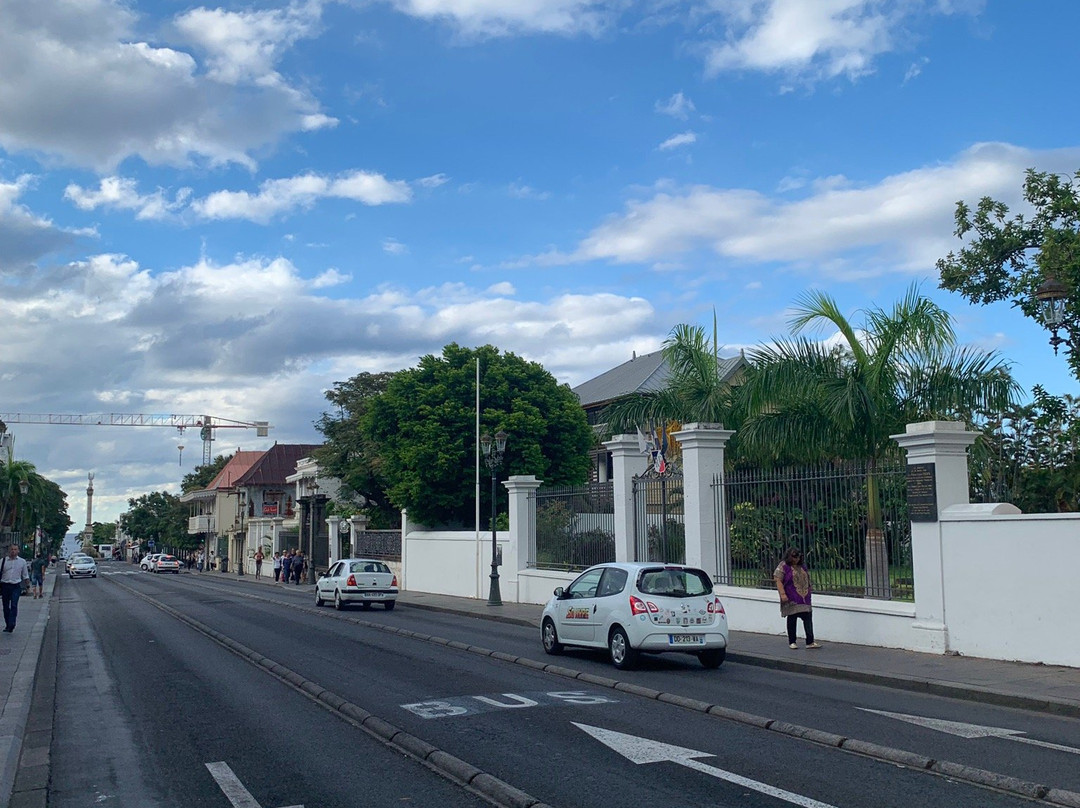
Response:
92,573,97,578
359,601,372,610
383,600,395,611
542,618,564,655
334,590,347,611
698,648,726,669
315,589,325,607
609,626,638,670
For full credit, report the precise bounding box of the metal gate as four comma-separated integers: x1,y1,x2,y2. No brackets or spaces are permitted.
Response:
632,472,684,563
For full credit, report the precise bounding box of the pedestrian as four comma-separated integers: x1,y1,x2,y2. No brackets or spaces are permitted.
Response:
0,544,31,633
196,550,205,572
272,551,281,582
30,552,47,599
280,550,293,585
254,548,264,579
292,551,305,584
774,547,822,649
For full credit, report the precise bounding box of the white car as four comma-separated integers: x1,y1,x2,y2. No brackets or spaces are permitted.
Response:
541,562,728,670
315,558,398,611
140,553,161,571
67,555,98,579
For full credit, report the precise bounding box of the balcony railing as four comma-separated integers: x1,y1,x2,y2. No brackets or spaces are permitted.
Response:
188,515,215,534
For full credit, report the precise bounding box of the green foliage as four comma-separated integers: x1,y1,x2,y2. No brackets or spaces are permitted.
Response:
181,454,232,494
0,453,72,556
937,168,1080,379
646,519,684,564
535,501,615,569
92,522,117,541
362,344,593,527
119,491,192,550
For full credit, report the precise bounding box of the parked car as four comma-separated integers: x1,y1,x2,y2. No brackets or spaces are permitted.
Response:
540,562,728,670
140,553,161,571
152,554,181,574
67,555,98,579
315,558,398,611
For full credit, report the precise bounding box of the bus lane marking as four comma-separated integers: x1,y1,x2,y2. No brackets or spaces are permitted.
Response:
402,690,616,719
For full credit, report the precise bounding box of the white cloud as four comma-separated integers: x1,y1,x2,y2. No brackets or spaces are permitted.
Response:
524,142,1080,278
509,182,551,200
904,56,930,84
0,175,81,273
383,238,408,255
64,177,190,221
385,0,612,36
0,0,335,170
701,0,950,82
417,173,451,188
192,171,413,223
655,92,696,120
659,131,697,151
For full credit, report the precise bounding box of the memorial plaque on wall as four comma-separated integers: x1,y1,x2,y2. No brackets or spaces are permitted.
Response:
906,462,938,522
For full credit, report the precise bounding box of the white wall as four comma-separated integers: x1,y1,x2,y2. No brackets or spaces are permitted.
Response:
940,511,1080,667
402,529,509,599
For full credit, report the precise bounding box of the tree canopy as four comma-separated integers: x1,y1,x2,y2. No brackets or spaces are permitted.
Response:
937,168,1080,377
350,344,592,527
119,491,190,550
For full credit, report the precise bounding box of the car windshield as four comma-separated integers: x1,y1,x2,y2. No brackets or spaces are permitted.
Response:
349,561,390,574
638,568,713,597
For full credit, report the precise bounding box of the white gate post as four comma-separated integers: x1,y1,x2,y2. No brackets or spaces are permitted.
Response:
891,420,977,653
327,515,341,564
505,475,542,603
671,423,735,581
604,434,649,562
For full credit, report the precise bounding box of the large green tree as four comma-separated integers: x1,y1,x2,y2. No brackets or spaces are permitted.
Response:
315,372,397,527
734,286,1018,597
937,168,1080,377
362,344,593,527
119,491,190,551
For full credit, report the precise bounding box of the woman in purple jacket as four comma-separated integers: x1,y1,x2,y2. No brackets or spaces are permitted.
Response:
774,547,822,649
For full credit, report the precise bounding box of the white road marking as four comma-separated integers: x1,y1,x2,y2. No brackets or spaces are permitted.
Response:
573,723,840,808
206,761,304,808
859,708,1080,756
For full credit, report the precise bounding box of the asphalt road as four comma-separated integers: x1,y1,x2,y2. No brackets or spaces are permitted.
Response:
46,566,1080,808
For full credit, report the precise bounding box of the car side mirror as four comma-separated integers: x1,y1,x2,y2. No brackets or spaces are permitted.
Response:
553,586,565,599
320,571,329,578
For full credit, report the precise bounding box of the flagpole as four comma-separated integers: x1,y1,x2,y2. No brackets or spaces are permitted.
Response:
475,355,482,599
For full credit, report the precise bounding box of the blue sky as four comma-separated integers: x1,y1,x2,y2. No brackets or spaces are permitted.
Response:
3,0,1079,524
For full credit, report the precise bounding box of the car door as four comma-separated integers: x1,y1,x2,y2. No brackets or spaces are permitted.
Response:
320,562,343,598
592,567,629,636
556,567,605,644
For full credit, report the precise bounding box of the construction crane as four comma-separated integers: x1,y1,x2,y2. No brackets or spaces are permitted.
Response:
0,413,270,466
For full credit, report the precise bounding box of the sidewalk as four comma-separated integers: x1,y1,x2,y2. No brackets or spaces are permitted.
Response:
233,569,1080,718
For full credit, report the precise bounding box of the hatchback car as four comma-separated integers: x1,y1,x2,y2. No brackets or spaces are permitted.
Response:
541,562,728,670
153,555,181,574
140,553,161,571
315,558,398,611
67,555,98,579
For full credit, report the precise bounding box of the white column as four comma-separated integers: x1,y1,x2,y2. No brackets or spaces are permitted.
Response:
399,509,409,591
604,434,649,562
327,515,341,564
505,475,542,602
891,420,977,653
671,423,735,581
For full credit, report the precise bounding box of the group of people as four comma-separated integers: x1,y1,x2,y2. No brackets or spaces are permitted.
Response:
270,550,306,584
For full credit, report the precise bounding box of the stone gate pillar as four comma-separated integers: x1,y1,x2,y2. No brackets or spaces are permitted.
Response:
603,435,649,562
671,423,735,582
892,421,977,653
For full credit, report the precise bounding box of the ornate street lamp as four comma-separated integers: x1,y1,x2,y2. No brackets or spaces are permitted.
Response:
1036,275,1071,354
480,430,507,606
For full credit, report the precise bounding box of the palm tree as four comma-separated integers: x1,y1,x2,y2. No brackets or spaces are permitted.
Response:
603,318,741,437
0,450,39,550
735,285,1018,598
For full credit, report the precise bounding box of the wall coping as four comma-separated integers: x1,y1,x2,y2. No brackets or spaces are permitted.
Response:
713,584,916,617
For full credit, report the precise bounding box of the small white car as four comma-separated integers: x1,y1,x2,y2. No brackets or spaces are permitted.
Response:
140,553,161,571
67,555,98,579
541,562,728,670
152,554,181,574
315,558,398,611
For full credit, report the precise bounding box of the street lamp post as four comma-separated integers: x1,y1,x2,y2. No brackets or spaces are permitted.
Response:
307,478,319,585
17,479,29,553
1036,276,1072,354
480,430,507,607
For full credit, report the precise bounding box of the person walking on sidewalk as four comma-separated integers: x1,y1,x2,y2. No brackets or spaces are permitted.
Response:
1,544,31,633
254,548,264,579
272,551,281,582
774,547,822,649
280,550,293,585
292,551,305,584
30,552,47,599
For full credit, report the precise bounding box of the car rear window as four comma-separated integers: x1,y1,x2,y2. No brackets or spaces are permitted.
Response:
160,556,176,562
349,561,390,574
638,568,713,597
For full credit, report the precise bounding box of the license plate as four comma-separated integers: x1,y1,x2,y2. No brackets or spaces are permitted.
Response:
669,634,705,646
362,592,384,598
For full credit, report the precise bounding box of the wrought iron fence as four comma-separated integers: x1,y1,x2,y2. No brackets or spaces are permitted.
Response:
533,482,615,571
348,529,402,561
713,458,912,601
633,472,685,564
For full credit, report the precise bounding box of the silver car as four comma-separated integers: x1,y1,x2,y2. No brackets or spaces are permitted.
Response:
68,555,98,579
315,558,398,611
